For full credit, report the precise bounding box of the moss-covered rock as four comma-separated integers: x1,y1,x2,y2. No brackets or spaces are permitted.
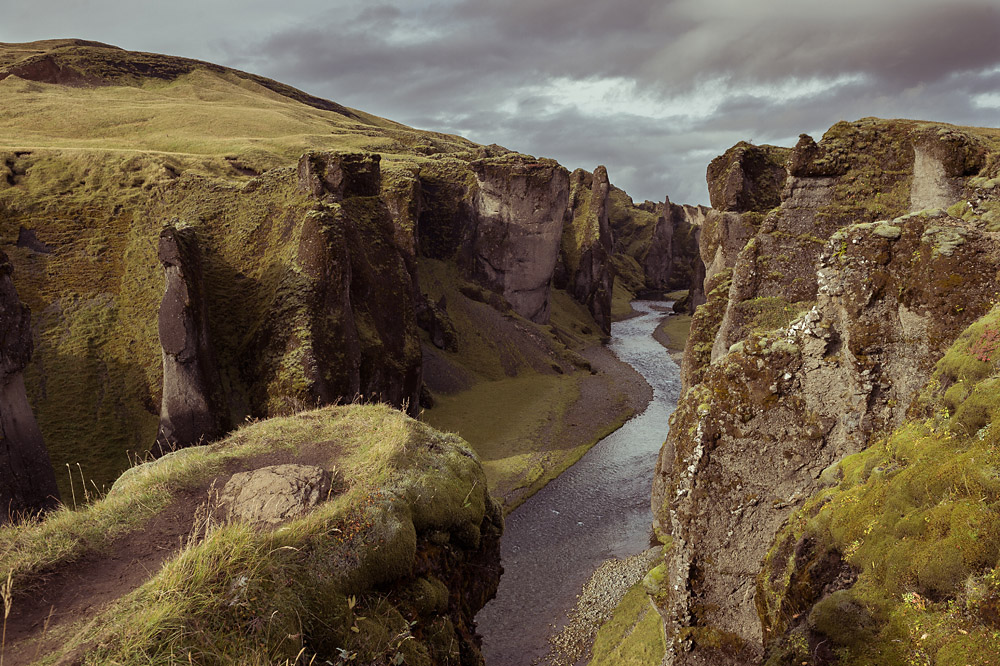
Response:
757,307,1000,664
707,142,791,213
654,118,1000,666
0,404,503,665
607,186,708,312
558,166,614,334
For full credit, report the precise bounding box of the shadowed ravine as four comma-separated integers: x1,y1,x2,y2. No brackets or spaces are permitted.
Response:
477,300,682,665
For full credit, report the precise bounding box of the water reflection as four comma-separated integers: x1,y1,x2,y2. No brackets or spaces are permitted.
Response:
478,301,682,665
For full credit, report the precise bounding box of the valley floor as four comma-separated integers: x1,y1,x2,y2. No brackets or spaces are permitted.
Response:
422,340,651,513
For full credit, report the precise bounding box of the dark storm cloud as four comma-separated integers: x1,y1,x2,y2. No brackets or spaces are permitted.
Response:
3,0,997,203
216,0,1000,203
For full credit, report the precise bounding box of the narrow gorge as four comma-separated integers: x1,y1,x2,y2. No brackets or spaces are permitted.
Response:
2,38,1000,666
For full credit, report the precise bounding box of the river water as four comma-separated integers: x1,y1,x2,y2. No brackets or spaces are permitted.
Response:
477,300,683,665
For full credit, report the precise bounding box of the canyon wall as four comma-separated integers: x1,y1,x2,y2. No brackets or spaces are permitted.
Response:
651,119,1000,664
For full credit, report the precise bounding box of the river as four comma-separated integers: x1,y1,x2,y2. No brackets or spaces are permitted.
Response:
477,300,683,665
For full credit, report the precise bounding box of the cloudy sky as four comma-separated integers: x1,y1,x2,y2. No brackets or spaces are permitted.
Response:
2,1,999,204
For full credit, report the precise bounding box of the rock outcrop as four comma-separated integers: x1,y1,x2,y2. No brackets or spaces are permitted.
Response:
469,157,569,323
153,224,228,456
607,189,708,307
652,119,1000,665
646,200,708,311
0,251,59,522
559,167,614,334
4,404,503,665
220,463,332,525
706,141,789,213
294,155,423,414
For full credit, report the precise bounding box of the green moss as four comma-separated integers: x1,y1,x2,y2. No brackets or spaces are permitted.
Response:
735,297,812,335
589,578,666,666
759,306,1000,664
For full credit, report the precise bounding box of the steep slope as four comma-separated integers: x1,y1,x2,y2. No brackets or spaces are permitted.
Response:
0,39,700,510
651,118,1000,665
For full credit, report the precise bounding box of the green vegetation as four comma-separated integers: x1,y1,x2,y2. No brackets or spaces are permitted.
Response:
655,313,691,361
417,259,637,511
759,306,1000,665
608,187,658,262
2,404,495,665
734,296,813,336
589,579,666,666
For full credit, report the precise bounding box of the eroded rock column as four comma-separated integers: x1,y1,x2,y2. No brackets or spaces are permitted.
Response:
153,225,228,456
0,250,59,521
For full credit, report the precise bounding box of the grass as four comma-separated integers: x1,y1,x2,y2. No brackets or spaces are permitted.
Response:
758,306,1000,665
422,372,581,508
416,256,640,511
2,403,495,665
588,578,666,666
0,41,476,173
655,314,691,359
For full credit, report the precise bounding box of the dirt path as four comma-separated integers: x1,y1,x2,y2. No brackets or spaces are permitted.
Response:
1,497,197,665
911,146,956,211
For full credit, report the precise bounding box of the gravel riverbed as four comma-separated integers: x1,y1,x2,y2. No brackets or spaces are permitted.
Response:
540,549,660,665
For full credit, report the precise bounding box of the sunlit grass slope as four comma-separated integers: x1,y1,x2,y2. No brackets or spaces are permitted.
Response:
0,39,476,174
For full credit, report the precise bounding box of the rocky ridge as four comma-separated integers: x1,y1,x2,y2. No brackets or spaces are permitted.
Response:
0,404,503,665
651,118,1000,664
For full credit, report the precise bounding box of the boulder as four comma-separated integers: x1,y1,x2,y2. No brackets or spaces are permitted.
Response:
220,463,333,525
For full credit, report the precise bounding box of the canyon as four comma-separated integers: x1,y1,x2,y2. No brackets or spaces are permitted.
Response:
1,38,1000,666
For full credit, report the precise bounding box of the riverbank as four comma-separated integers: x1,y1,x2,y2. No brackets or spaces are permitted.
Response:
423,340,650,513
653,313,691,363
477,301,682,665
544,549,662,665
530,302,691,666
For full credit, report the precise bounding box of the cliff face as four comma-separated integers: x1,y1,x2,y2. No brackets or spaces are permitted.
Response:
559,167,614,334
469,157,570,324
652,119,1000,665
608,188,708,310
0,250,59,521
154,225,228,455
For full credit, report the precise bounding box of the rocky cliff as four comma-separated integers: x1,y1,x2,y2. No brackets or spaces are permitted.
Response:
557,167,614,335
651,118,1000,664
0,250,59,521
0,39,710,496
153,224,228,455
608,187,708,312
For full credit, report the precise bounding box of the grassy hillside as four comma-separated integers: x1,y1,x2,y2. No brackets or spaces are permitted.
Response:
0,40,476,174
0,39,645,510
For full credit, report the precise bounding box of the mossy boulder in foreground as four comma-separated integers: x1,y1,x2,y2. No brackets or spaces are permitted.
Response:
0,404,502,665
